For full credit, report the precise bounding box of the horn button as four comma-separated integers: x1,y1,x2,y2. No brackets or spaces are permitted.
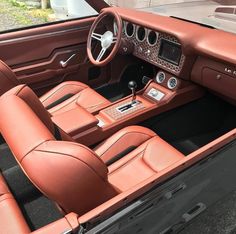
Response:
101,31,114,49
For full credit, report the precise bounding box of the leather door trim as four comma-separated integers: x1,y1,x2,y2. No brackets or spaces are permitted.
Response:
0,27,90,45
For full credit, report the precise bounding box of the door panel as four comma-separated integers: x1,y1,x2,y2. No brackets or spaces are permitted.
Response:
0,17,110,94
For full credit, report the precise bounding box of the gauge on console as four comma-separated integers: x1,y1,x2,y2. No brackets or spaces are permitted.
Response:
167,77,178,89
156,71,166,84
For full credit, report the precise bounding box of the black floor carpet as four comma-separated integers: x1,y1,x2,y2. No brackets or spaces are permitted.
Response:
96,62,154,102
142,94,236,155
96,82,130,102
0,143,18,172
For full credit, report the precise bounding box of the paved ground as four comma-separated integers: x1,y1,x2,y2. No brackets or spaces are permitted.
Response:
0,0,51,31
180,190,236,234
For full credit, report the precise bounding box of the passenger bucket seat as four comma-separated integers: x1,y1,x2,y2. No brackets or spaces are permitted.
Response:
0,85,184,216
0,60,110,115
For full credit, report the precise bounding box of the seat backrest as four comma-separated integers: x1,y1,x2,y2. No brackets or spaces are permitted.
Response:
3,84,73,142
4,84,55,134
0,94,117,215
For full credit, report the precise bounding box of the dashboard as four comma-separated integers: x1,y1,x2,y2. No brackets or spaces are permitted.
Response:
111,6,236,102
122,21,185,75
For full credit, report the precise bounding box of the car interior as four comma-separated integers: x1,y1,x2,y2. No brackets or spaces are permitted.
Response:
0,1,235,233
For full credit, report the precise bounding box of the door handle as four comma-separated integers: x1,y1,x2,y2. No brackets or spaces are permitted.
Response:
60,54,76,68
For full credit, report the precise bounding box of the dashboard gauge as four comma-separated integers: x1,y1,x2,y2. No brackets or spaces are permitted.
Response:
125,22,135,37
147,30,158,46
136,26,147,42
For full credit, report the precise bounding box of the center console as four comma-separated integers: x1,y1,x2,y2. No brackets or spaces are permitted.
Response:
52,71,204,146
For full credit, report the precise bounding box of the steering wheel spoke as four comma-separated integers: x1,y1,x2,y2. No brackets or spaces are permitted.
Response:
96,47,107,62
112,37,118,44
92,32,103,41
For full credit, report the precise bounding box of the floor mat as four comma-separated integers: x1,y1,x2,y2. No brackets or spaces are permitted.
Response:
21,196,63,230
0,143,17,172
141,94,236,155
171,130,229,155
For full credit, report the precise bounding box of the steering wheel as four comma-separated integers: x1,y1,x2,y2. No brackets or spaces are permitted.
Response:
87,10,122,66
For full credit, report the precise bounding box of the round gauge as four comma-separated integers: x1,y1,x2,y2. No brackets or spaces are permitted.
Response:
136,26,147,42
156,71,166,84
147,30,158,46
114,20,125,35
125,22,135,37
113,21,118,35
167,77,178,89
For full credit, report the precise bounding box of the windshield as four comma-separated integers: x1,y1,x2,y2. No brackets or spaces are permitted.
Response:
106,0,236,35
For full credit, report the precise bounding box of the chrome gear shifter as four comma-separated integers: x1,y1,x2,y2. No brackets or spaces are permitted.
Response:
128,81,138,103
116,80,141,113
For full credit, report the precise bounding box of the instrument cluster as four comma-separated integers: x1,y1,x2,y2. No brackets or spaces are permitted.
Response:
122,21,186,75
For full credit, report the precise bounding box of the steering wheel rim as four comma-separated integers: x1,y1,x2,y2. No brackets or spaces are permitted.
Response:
87,10,122,67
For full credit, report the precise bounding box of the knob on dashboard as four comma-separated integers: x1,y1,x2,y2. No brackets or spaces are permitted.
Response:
138,46,143,53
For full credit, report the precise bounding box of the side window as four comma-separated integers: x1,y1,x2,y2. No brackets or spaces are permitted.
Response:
0,0,98,32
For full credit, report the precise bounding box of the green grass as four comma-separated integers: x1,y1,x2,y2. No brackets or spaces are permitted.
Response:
11,11,32,25
10,0,27,8
4,0,53,25
29,8,53,22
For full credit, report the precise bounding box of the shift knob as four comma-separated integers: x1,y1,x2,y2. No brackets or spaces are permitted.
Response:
128,81,138,90
128,81,137,102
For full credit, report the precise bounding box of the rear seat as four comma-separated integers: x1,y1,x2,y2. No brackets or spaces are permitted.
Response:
0,173,80,233
0,174,30,234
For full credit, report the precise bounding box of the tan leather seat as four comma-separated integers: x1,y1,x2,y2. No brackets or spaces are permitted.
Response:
0,88,185,216
3,84,74,142
39,81,111,116
0,174,30,234
95,126,184,192
0,60,110,116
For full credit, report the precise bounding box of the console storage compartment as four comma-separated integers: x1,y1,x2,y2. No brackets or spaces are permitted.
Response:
52,106,99,137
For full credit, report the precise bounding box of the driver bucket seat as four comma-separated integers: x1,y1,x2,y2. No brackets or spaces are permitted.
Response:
0,60,110,115
0,85,185,216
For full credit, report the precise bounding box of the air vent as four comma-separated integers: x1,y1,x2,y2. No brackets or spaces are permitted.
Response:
125,22,135,37
147,30,158,46
156,71,166,84
136,26,147,42
167,77,178,89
